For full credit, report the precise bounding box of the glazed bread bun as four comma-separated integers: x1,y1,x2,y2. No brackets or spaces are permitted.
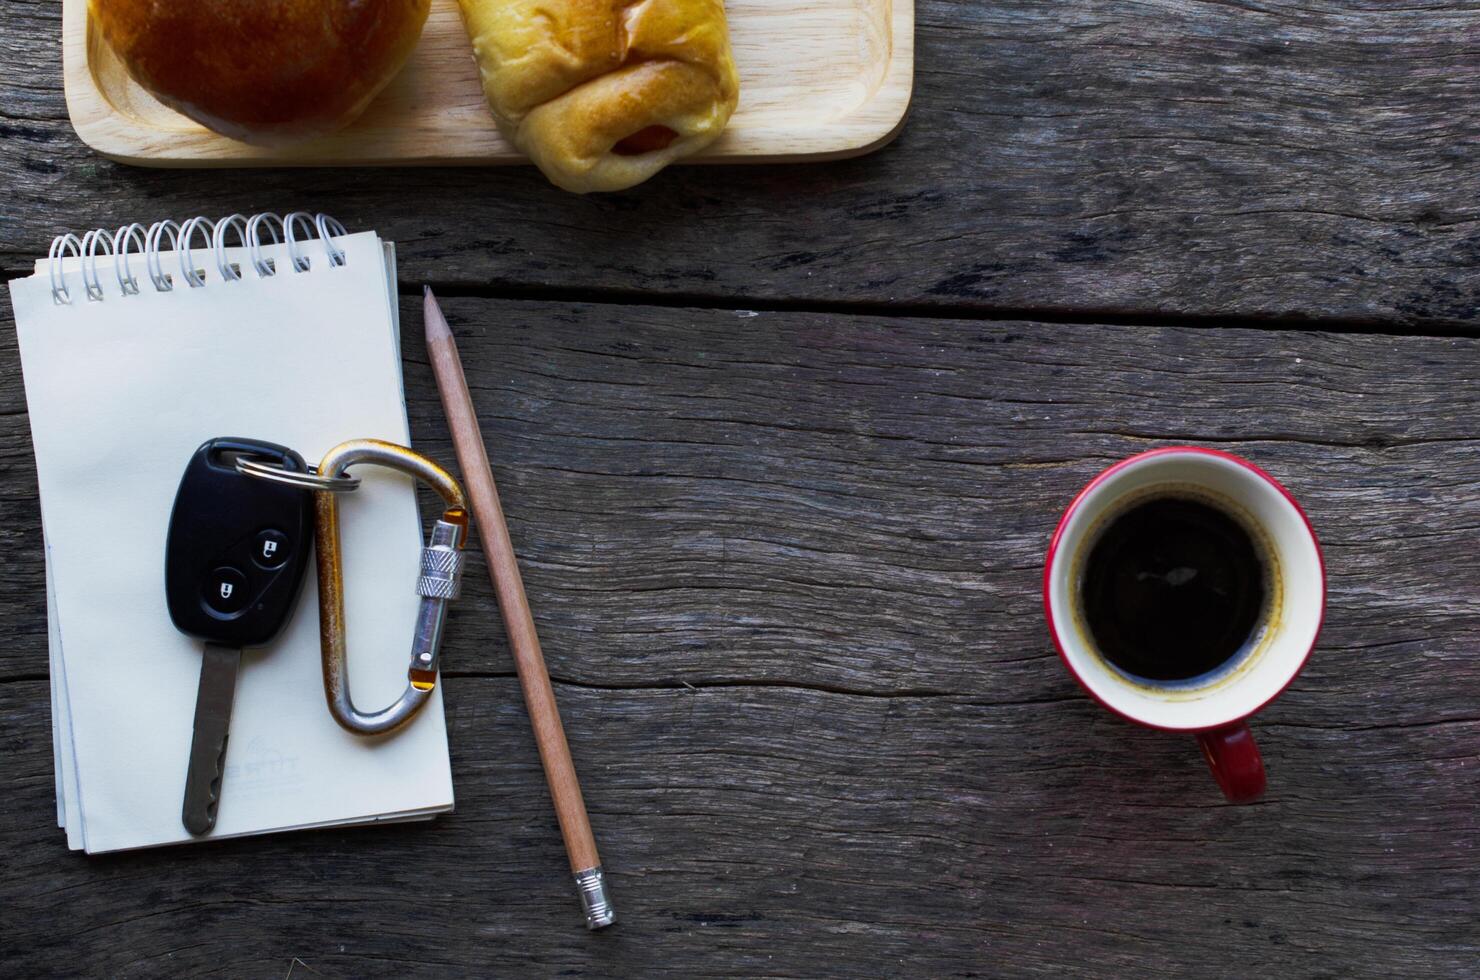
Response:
456,0,739,193
89,0,431,145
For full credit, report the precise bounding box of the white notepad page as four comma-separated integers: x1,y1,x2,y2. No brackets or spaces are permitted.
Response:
11,229,453,852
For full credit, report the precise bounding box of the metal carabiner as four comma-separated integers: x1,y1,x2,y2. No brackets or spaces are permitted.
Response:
313,439,470,736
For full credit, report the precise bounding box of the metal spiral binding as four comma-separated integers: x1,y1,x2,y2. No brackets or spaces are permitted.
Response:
47,212,349,305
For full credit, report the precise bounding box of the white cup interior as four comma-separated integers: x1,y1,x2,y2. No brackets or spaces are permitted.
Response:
1046,449,1324,731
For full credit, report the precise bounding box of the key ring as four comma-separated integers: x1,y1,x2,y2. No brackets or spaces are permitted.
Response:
313,439,469,736
236,456,361,492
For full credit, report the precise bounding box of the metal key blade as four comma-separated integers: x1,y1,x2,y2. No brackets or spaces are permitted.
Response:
182,643,242,835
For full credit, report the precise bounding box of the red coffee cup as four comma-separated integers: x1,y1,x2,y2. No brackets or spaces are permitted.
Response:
1043,447,1325,803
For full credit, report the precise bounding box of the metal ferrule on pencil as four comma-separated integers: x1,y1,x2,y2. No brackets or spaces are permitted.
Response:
574,866,616,929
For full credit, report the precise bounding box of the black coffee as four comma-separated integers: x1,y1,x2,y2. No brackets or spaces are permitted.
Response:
1080,495,1268,682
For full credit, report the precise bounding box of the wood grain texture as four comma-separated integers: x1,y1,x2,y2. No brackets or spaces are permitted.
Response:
2,296,1478,976
62,0,912,167
3,0,1478,326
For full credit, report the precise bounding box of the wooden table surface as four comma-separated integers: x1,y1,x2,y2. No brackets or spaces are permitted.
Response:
3,2,1478,977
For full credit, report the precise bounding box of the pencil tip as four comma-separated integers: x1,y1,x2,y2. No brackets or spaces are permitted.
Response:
423,284,433,298
423,284,451,341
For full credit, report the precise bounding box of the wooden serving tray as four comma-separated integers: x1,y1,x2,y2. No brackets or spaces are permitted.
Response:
62,0,913,168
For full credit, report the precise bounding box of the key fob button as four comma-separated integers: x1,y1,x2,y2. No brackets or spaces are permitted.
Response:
204,566,250,615
253,528,291,569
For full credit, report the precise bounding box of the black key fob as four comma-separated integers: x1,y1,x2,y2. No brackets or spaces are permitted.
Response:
165,437,314,648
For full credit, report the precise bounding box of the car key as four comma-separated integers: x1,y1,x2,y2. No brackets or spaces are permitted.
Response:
165,437,314,835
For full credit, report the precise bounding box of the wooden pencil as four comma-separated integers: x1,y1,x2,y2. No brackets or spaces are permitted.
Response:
422,287,614,930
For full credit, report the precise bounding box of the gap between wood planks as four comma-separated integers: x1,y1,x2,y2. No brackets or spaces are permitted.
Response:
8,673,1473,735
3,261,1472,337
406,280,1480,339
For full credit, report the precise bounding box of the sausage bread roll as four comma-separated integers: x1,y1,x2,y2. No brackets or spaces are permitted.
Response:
455,0,740,193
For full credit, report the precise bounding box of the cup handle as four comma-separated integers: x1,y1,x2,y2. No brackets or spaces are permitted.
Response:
1197,722,1266,803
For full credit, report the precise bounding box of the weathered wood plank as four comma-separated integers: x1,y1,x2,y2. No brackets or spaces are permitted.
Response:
0,298,1477,975
2,1,1477,326
3,675,1477,977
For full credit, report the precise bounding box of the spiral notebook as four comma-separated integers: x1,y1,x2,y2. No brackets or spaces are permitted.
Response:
9,212,454,853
